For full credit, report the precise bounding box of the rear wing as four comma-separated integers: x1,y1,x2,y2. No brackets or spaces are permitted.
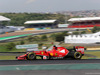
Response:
75,46,84,54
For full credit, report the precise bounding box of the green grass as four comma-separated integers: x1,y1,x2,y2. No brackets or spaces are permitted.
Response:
86,51,100,58
0,56,16,60
0,45,7,52
0,56,42,60
82,56,96,59
82,51,100,59
0,44,26,52
0,40,53,52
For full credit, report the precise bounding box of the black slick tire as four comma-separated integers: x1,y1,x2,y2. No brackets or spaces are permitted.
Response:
27,52,36,60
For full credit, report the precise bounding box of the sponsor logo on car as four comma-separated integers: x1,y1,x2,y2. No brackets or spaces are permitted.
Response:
60,49,65,53
41,52,44,54
55,53,58,56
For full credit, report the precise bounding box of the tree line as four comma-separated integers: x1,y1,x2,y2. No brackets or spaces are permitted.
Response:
0,13,67,26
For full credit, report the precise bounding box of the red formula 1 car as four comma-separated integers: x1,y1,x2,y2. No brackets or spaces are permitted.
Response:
16,46,85,60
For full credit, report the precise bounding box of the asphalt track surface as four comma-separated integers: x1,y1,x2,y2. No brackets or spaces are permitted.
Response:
0,59,100,65
1,70,100,75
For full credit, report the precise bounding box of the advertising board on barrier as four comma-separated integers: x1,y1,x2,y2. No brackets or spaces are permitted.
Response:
16,44,38,49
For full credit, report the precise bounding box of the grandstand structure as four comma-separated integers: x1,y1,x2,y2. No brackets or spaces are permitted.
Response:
68,17,100,28
24,20,58,31
0,15,16,34
0,15,11,28
65,32,100,44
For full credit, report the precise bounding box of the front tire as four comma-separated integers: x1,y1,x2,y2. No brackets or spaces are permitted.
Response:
27,52,36,60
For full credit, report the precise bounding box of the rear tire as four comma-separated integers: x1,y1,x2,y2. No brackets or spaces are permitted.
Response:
74,52,82,59
27,52,36,60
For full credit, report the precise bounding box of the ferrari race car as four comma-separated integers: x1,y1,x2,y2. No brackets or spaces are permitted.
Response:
16,46,84,60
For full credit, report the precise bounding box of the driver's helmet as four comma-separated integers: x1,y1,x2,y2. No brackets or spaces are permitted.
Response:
53,45,57,50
